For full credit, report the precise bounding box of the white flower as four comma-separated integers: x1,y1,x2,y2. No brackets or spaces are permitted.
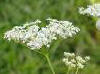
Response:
4,18,80,50
76,56,86,63
64,52,75,57
79,3,100,17
85,56,90,61
79,4,100,31
77,62,84,69
24,19,41,27
63,52,90,69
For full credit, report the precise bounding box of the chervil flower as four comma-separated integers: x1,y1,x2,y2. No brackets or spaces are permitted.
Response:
79,4,100,31
4,18,80,50
79,3,100,17
63,52,90,69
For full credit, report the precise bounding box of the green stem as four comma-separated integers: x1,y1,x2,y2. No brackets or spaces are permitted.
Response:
33,50,42,55
67,67,70,74
75,68,79,74
45,54,55,74
33,50,55,74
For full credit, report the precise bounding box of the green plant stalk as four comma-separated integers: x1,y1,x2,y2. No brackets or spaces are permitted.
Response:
34,50,55,74
67,67,70,74
45,54,56,74
75,67,79,74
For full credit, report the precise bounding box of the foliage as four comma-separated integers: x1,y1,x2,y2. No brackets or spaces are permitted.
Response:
0,0,100,74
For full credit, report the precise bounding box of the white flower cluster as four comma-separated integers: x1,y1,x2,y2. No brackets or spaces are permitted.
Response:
63,52,90,69
4,18,80,50
79,3,100,17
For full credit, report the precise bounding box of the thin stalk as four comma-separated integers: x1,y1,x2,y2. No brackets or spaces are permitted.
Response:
45,55,55,74
33,50,44,56
67,67,70,74
75,67,79,74
33,50,55,74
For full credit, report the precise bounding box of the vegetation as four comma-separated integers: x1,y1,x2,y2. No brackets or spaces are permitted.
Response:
0,0,100,74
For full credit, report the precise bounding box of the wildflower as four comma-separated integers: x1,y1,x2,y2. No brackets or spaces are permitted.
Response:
4,18,80,50
85,56,90,61
79,3,100,17
79,4,100,31
63,52,90,69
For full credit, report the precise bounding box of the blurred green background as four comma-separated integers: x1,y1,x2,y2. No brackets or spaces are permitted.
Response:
0,0,100,74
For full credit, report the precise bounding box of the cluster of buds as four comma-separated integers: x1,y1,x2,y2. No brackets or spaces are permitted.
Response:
63,52,90,69
4,18,80,50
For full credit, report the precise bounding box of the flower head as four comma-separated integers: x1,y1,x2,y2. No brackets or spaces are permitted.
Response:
79,3,100,17
4,18,80,50
63,52,90,69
